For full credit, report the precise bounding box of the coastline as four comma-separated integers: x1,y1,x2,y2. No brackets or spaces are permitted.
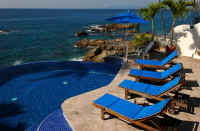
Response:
0,9,194,68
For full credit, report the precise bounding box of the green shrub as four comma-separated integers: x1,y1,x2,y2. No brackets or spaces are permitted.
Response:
133,33,153,47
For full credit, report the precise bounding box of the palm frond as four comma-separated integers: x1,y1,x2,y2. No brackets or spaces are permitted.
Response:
163,0,190,19
185,0,199,12
138,2,165,21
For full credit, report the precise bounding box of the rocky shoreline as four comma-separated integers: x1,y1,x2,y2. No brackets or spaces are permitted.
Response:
74,24,154,63
75,23,137,37
74,38,135,62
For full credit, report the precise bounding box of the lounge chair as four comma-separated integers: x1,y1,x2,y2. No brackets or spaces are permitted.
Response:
129,63,183,82
136,50,178,69
119,76,182,100
93,93,170,131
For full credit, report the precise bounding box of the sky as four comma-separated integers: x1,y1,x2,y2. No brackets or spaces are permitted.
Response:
0,0,156,9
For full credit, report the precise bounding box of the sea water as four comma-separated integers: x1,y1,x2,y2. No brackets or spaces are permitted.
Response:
0,9,193,68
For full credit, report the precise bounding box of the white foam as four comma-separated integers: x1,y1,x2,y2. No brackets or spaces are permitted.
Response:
11,97,18,101
63,81,68,85
69,56,83,61
0,30,10,35
13,60,23,66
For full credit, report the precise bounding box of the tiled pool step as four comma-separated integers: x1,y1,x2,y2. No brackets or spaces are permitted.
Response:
27,109,73,131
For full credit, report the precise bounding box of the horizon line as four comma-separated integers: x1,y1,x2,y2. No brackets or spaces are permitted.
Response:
0,8,140,10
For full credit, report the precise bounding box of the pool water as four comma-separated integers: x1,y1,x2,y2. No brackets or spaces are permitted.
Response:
0,61,121,130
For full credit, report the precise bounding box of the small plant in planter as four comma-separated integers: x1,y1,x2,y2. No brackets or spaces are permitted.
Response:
197,49,200,56
166,44,176,54
166,39,177,54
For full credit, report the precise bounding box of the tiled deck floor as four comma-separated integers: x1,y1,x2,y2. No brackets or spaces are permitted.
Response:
62,57,200,131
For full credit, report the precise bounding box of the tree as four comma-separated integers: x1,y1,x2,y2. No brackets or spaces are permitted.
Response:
158,0,167,39
138,2,166,40
185,0,199,25
163,0,190,45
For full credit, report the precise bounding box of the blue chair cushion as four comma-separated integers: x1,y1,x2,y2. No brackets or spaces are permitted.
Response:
161,50,178,65
134,98,170,120
94,93,120,108
136,59,162,66
94,93,170,120
109,98,143,119
130,68,161,79
136,50,178,66
130,63,181,79
119,76,181,96
94,93,143,119
158,76,181,95
119,80,159,96
161,63,182,79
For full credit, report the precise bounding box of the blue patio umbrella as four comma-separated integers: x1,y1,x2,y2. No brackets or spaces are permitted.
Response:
106,11,148,23
112,17,148,24
106,11,148,62
105,11,140,21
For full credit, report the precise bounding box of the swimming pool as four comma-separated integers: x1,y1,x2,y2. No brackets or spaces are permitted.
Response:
0,61,121,130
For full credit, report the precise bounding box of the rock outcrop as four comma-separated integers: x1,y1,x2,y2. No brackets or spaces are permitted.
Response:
75,23,136,36
78,39,135,62
74,39,122,48
76,31,88,37
104,23,134,32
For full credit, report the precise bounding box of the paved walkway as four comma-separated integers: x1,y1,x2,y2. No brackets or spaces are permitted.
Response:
61,57,200,131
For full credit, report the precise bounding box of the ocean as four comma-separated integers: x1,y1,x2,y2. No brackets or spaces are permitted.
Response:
0,9,193,68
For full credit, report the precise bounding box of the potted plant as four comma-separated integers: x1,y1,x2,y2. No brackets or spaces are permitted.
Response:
166,44,176,54
197,49,200,56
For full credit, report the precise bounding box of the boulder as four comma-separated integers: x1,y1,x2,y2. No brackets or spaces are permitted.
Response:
75,39,89,48
83,47,104,62
126,30,137,34
76,31,88,37
92,50,108,62
104,23,134,32
74,39,107,48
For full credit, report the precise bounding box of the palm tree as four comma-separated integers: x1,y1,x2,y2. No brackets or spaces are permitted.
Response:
185,0,199,25
138,2,166,40
159,0,167,39
163,0,190,45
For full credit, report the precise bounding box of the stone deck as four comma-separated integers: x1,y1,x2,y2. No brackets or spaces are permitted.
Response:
61,57,200,131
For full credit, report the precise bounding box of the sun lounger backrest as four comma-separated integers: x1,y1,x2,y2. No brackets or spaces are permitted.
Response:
161,50,178,65
161,63,182,79
157,76,181,95
134,98,170,120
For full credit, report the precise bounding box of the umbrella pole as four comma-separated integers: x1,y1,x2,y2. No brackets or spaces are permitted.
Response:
123,30,128,63
125,41,128,62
